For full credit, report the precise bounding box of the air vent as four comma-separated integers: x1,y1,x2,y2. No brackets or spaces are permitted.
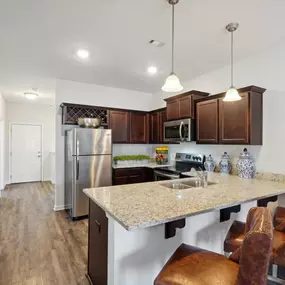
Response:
149,40,165,47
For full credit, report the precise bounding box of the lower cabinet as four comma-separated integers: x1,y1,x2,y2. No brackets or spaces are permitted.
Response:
113,167,154,185
88,200,108,285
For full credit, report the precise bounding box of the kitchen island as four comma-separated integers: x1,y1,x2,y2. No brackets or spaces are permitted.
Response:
84,173,285,285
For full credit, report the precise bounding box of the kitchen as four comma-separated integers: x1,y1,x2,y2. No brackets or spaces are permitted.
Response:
1,0,285,284
56,5,285,282
64,81,285,285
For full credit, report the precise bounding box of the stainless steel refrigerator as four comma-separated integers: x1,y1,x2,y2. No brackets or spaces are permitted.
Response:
65,128,112,220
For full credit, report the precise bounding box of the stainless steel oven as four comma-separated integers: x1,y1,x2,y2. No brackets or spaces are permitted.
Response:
164,118,194,142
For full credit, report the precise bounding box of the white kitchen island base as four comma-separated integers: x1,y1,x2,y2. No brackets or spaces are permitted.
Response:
107,201,258,285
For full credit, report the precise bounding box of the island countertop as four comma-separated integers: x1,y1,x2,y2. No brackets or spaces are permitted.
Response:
83,173,285,231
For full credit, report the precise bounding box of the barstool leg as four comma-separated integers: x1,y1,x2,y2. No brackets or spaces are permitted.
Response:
224,251,231,258
268,265,285,284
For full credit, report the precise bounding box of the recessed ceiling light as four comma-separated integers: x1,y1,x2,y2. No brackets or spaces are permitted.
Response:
76,49,89,60
24,92,39,100
147,66,158,75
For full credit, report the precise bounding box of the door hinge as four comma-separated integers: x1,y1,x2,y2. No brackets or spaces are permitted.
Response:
10,175,12,180
10,151,12,156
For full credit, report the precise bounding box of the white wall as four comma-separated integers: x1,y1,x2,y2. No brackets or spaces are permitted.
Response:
5,102,56,183
0,93,6,189
152,41,285,174
55,79,153,209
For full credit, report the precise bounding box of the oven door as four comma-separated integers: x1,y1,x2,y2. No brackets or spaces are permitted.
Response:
154,170,180,181
164,119,192,142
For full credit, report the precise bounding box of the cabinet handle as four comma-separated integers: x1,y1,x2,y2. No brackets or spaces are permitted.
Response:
95,220,101,233
129,175,140,178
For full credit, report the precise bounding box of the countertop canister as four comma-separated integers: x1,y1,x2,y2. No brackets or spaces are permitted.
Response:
204,154,215,172
237,148,255,179
219,152,232,174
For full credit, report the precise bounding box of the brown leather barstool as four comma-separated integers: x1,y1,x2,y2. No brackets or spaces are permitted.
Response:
224,206,285,267
224,206,285,283
154,207,273,285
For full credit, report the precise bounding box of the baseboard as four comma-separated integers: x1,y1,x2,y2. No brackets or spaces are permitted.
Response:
53,204,66,211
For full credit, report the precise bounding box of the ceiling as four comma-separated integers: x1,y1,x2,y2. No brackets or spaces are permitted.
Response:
1,0,285,104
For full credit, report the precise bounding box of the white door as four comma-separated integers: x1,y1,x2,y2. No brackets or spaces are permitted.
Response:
0,121,4,189
11,124,42,183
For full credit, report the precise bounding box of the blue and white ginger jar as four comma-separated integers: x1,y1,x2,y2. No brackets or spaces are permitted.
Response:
219,152,232,174
237,148,255,179
204,154,215,172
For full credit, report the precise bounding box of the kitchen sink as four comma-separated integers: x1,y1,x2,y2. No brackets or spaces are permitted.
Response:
181,180,217,188
160,180,217,190
160,182,192,190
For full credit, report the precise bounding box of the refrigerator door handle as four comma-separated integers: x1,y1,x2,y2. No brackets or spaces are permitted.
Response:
76,156,79,180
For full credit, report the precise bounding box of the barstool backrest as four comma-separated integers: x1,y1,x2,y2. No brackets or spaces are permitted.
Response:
237,207,273,285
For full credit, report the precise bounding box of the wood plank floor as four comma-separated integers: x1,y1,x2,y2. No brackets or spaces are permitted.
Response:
0,182,90,285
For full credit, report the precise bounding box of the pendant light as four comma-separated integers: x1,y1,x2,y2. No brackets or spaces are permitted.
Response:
162,0,183,92
223,22,241,101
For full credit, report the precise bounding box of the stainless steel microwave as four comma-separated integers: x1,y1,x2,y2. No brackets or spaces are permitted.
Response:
164,118,195,142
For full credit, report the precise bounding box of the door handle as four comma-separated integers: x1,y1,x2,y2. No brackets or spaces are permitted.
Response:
95,220,101,233
179,122,183,141
76,157,79,180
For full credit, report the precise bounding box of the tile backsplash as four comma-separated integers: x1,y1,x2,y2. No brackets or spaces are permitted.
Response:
113,144,154,158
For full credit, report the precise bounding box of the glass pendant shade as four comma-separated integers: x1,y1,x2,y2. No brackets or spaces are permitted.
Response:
162,72,183,92
223,87,242,102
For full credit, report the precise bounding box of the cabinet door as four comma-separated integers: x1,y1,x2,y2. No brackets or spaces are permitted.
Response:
159,110,167,142
196,99,219,144
150,112,160,143
130,112,149,143
109,111,129,143
88,201,108,285
166,100,179,121
144,167,154,182
179,95,192,118
219,93,249,144
114,176,129,185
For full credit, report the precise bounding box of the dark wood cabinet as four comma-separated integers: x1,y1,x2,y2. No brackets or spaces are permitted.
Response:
60,103,109,126
109,110,130,143
159,110,167,142
196,86,265,145
165,90,209,121
150,112,160,143
179,95,192,119
196,99,219,144
166,99,179,121
88,201,108,285
130,112,149,143
219,93,249,144
149,108,166,143
113,167,154,185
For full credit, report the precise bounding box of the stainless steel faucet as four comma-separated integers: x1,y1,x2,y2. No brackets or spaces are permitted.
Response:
191,167,208,187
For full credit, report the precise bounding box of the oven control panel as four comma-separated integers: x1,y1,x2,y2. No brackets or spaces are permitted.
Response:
175,153,205,163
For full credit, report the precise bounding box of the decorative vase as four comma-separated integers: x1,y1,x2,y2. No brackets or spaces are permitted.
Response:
237,148,255,179
219,152,232,174
204,154,215,172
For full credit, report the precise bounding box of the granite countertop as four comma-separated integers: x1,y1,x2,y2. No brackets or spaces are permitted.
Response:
113,162,172,169
83,173,285,231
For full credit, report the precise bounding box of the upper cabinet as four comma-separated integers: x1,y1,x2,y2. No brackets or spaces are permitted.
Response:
166,99,179,121
149,108,166,143
219,93,249,144
130,112,149,143
196,99,219,144
165,90,209,121
196,86,266,145
109,110,130,143
60,103,109,125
